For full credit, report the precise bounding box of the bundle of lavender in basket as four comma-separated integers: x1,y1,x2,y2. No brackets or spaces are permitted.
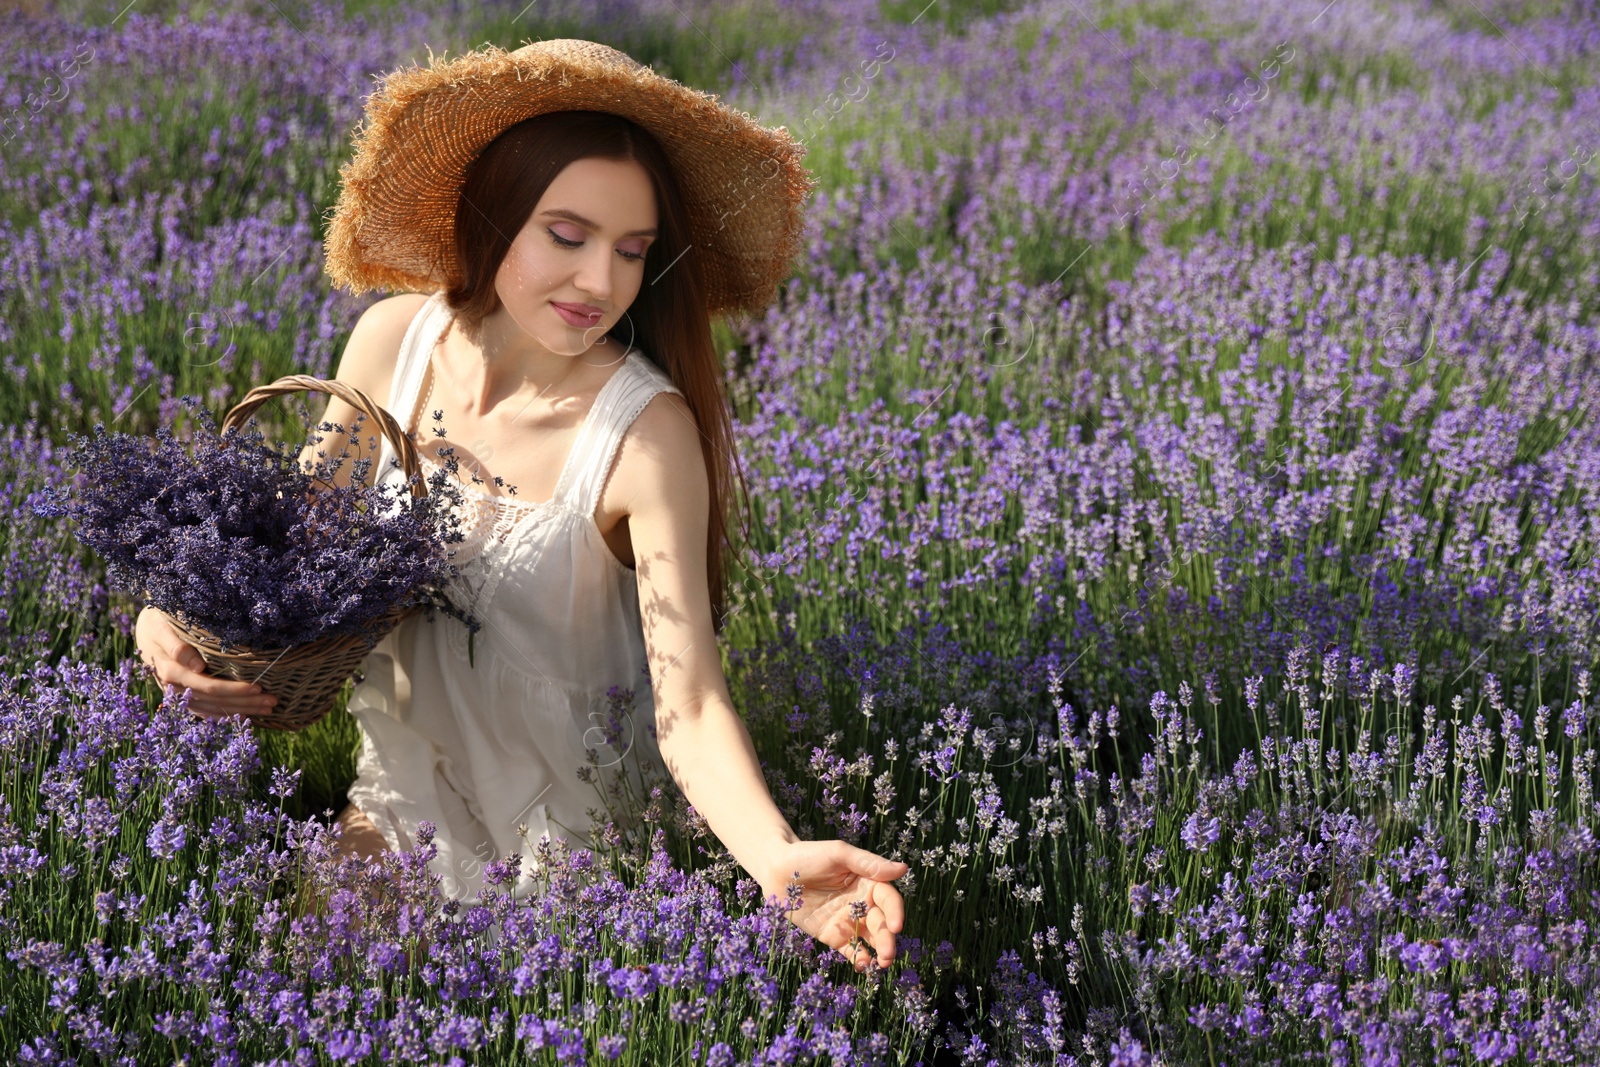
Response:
34,389,476,729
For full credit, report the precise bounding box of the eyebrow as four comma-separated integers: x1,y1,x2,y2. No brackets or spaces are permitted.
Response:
539,208,657,238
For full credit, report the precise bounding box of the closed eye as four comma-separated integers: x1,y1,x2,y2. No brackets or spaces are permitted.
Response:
549,229,647,262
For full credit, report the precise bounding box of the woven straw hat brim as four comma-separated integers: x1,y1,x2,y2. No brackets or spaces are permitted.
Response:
323,39,818,317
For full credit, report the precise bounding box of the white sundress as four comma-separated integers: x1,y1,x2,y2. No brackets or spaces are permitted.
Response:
344,291,682,905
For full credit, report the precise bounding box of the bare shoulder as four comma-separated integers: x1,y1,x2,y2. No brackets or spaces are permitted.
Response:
331,292,432,404
612,388,707,512
298,293,430,480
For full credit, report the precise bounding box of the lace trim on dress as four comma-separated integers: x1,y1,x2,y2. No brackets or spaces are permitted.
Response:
418,451,562,657
419,453,550,560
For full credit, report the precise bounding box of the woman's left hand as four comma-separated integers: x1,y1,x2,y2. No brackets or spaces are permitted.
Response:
762,840,909,973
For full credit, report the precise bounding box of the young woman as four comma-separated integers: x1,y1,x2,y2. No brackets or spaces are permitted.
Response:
134,40,907,973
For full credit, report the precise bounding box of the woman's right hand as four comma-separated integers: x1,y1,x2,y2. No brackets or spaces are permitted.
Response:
134,606,278,720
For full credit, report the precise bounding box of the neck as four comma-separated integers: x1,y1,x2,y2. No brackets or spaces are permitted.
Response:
448,304,620,418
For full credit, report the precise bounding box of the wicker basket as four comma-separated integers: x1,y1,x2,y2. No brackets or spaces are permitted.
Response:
155,375,430,733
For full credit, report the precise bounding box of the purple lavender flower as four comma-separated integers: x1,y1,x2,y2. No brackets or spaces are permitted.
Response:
1181,812,1221,852
35,402,475,650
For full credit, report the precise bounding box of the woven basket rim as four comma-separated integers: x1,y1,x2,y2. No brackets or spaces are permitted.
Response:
150,601,426,733
154,599,425,658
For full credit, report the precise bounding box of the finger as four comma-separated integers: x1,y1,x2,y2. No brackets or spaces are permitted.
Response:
165,639,209,676
161,677,271,708
873,879,906,934
186,699,270,721
865,904,897,967
194,698,276,721
158,677,276,719
166,686,256,720
187,699,275,721
162,659,268,700
169,679,273,713
834,841,910,884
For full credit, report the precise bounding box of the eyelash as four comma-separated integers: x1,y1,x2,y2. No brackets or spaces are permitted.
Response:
548,230,647,261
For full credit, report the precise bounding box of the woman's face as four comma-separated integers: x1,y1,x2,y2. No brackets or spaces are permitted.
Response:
493,155,659,356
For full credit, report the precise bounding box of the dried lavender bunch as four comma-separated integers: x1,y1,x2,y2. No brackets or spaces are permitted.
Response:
34,397,476,651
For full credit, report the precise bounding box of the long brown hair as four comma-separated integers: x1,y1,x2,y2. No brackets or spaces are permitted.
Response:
440,109,751,634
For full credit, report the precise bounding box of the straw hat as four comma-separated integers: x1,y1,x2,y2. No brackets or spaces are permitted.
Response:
322,39,818,316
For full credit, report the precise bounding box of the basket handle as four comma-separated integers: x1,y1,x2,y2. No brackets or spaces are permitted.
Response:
221,375,427,500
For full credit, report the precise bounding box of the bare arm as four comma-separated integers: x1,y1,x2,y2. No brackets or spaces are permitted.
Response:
623,396,796,872
623,392,907,969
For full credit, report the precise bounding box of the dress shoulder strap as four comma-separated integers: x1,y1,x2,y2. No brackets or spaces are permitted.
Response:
391,292,448,433
556,349,684,517
376,292,446,484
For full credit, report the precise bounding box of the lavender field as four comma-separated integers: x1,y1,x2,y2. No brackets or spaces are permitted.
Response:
3,0,1599,1063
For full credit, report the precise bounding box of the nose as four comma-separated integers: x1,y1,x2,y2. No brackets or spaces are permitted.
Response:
572,245,614,308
